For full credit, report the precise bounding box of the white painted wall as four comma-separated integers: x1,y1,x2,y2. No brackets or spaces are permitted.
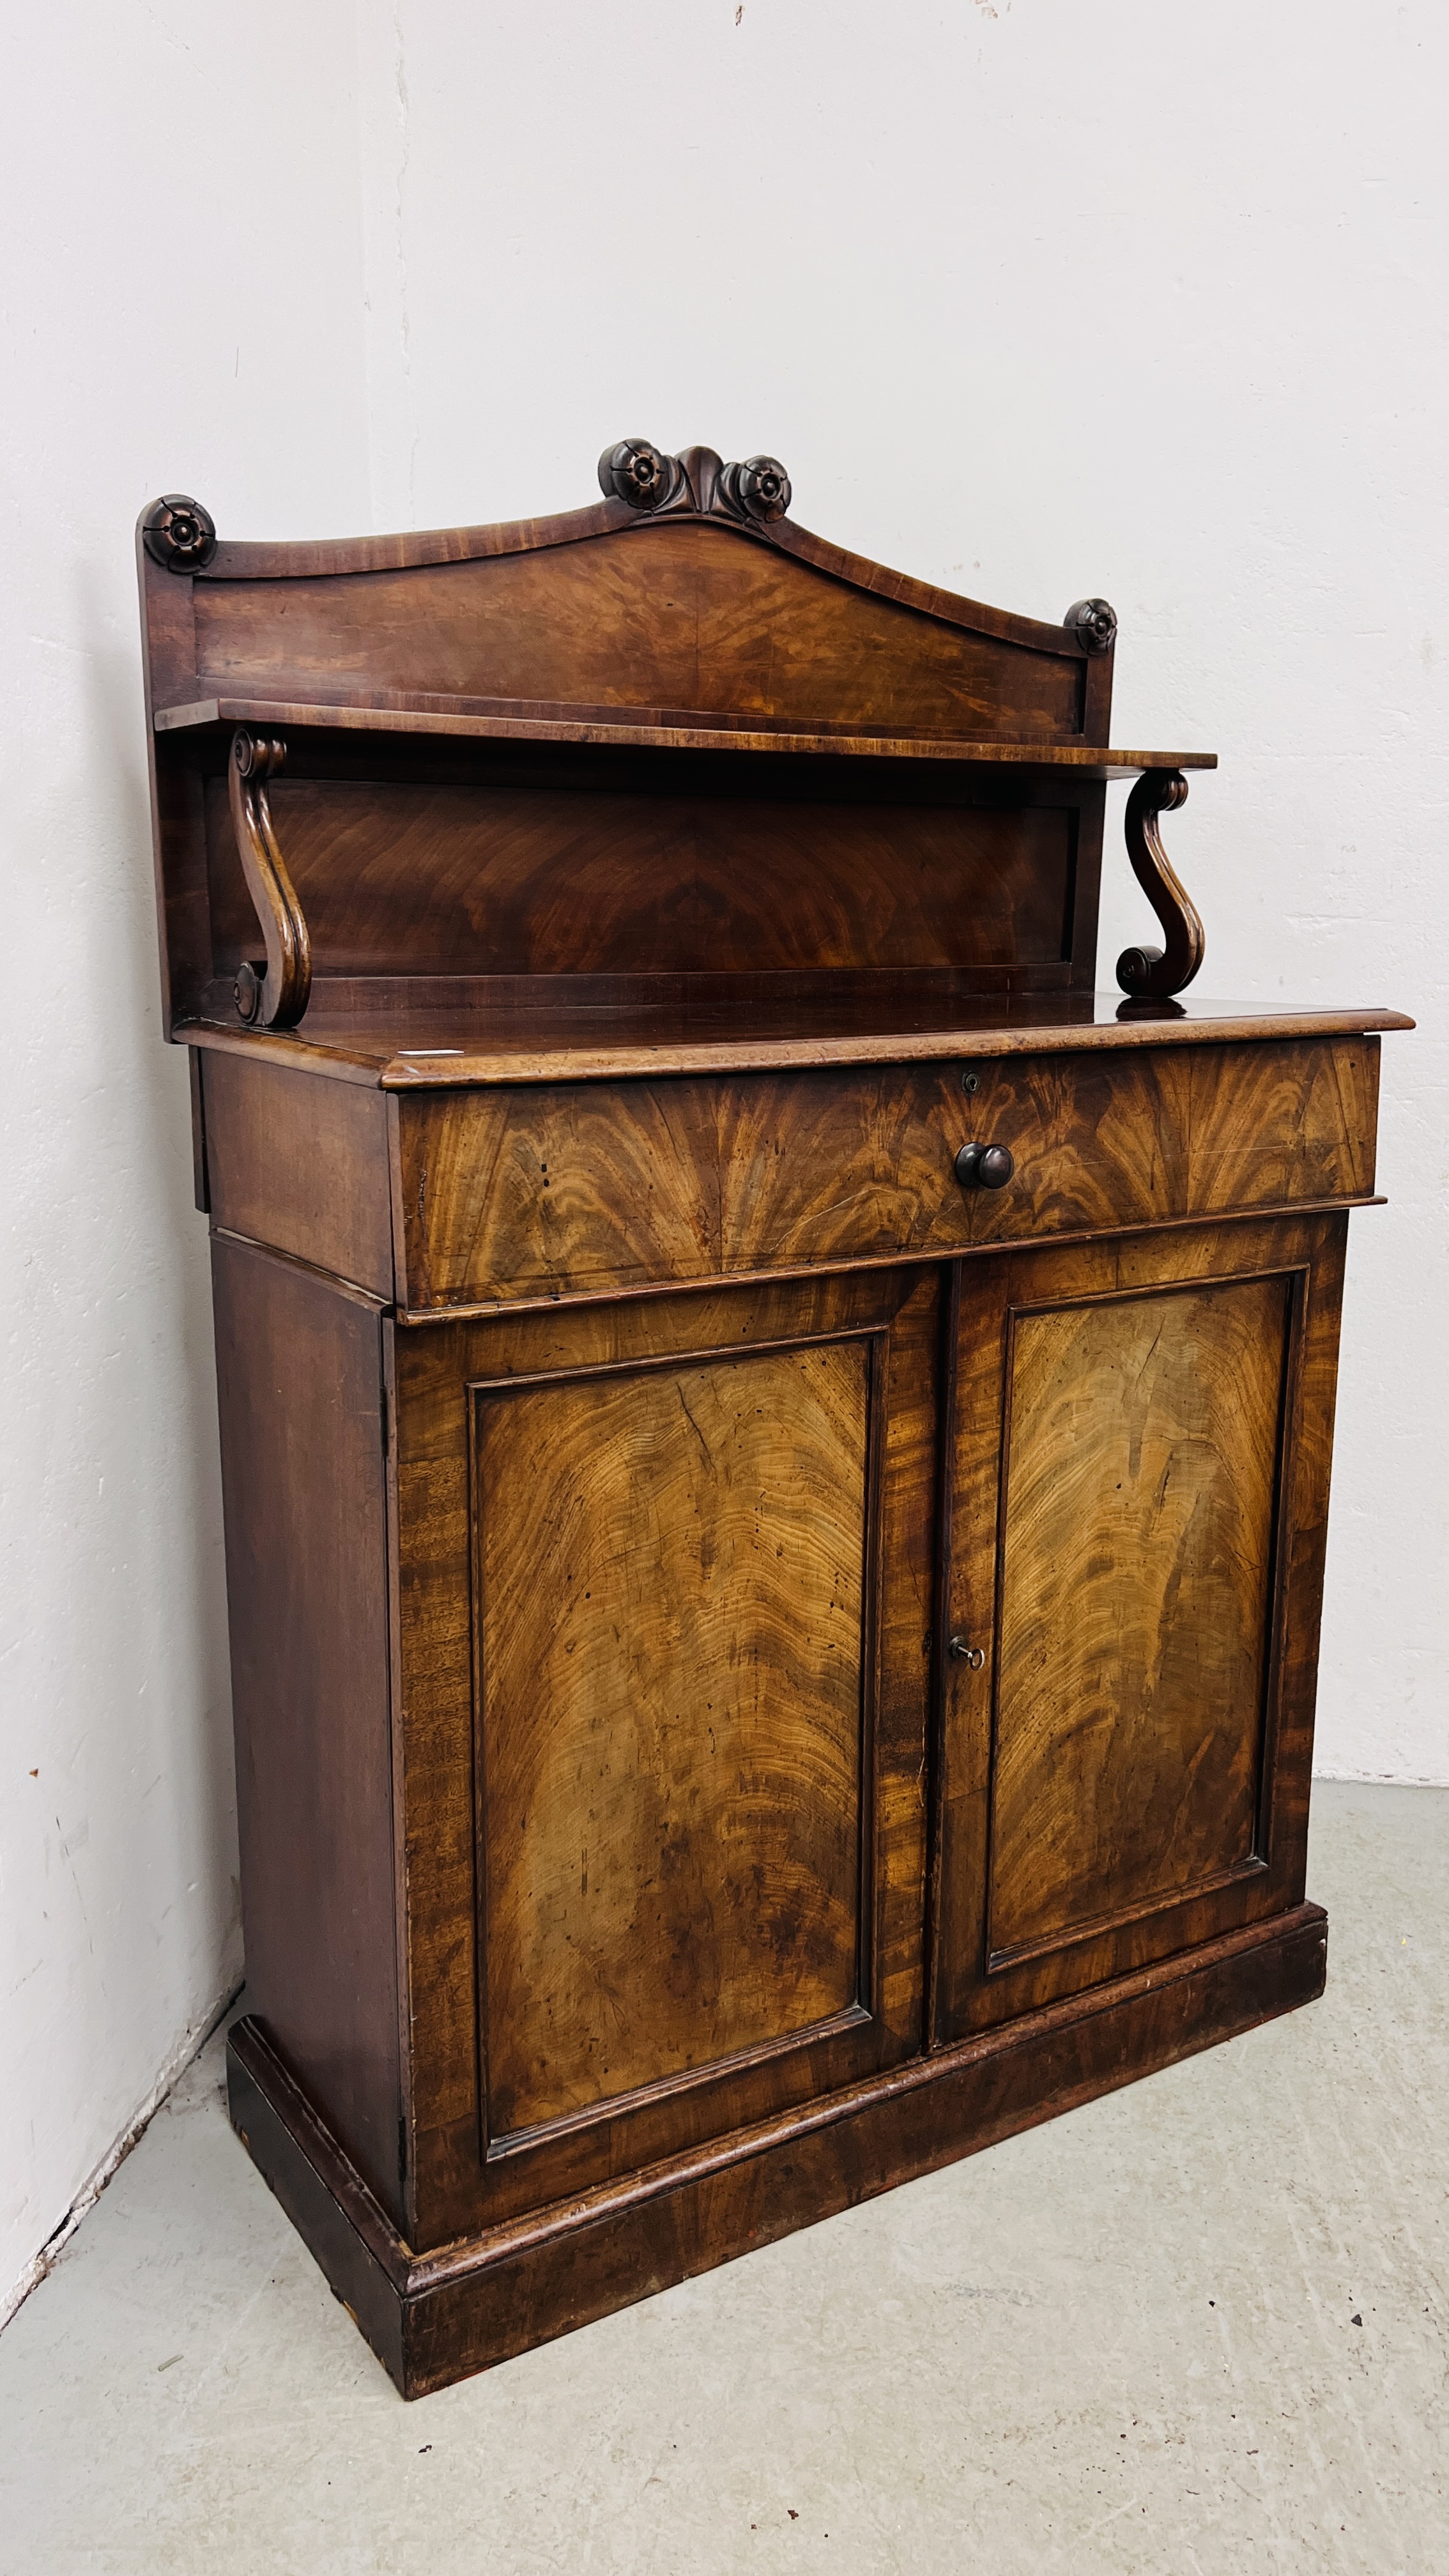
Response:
3,0,1445,2318
0,0,374,2320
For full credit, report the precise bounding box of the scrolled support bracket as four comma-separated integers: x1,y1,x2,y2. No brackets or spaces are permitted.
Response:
1116,769,1205,1002
227,729,312,1029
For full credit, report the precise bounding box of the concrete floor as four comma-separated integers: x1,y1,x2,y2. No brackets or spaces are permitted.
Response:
0,1783,1444,2576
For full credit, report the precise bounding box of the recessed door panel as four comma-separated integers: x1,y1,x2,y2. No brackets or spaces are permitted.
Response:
989,1276,1287,1963
394,1263,938,2246
933,1215,1347,2044
475,1338,873,2145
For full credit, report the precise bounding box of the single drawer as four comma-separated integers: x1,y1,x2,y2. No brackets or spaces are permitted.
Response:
393,1036,1380,1313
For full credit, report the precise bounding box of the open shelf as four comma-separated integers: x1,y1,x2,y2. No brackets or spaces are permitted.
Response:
153,691,1217,775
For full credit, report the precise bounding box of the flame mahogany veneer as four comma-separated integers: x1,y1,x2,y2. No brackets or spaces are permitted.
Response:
139,443,1409,2395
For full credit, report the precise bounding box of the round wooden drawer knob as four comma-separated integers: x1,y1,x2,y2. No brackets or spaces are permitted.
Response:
954,1141,1015,1190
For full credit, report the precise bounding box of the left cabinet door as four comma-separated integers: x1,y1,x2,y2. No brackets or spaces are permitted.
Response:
393,1264,940,2244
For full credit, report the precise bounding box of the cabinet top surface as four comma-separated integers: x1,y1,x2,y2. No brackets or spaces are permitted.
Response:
180,992,1413,1089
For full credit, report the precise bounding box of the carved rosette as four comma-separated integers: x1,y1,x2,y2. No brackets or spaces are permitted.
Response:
142,494,218,572
596,440,688,512
716,454,792,524
1065,596,1117,656
597,440,792,528
1117,769,1205,1002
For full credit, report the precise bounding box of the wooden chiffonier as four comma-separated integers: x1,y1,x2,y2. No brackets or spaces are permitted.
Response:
136,448,1409,2397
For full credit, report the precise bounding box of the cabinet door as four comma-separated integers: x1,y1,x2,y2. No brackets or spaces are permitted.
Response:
933,1213,1346,2044
393,1265,939,2244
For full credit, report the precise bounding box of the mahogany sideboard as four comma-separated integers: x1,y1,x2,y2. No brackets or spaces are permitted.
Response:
136,447,1409,2397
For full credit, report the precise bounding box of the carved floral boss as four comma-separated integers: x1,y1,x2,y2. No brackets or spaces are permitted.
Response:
597,440,792,523
149,445,1204,1027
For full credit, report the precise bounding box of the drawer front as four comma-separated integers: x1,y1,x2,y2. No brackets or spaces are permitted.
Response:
394,1037,1379,1313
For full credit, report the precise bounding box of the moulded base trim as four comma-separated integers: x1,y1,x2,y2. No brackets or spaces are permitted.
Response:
226,1900,1328,2399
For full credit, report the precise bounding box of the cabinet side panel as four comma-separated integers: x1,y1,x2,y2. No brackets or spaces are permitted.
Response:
211,1234,402,2219
203,1052,394,1294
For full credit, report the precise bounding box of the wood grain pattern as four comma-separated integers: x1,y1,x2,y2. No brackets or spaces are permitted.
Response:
390,1266,937,2245
201,1048,394,1296
988,1273,1289,1958
475,1340,872,2142
199,774,1080,981
163,475,1083,664
965,1038,1381,1246
210,1237,403,2220
188,522,1087,740
1184,1038,1380,1212
139,470,1206,1034
394,1039,1379,1315
933,1211,1347,2044
158,703,1210,767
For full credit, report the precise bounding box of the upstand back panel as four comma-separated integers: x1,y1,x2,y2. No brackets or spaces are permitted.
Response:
137,444,1409,2395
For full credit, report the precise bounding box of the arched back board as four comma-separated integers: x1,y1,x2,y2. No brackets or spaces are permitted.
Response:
137,441,1211,1036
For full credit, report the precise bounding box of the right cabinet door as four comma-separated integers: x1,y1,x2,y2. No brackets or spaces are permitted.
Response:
933,1211,1347,2044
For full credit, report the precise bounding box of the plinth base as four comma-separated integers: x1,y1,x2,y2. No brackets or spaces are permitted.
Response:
227,1903,1327,2400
